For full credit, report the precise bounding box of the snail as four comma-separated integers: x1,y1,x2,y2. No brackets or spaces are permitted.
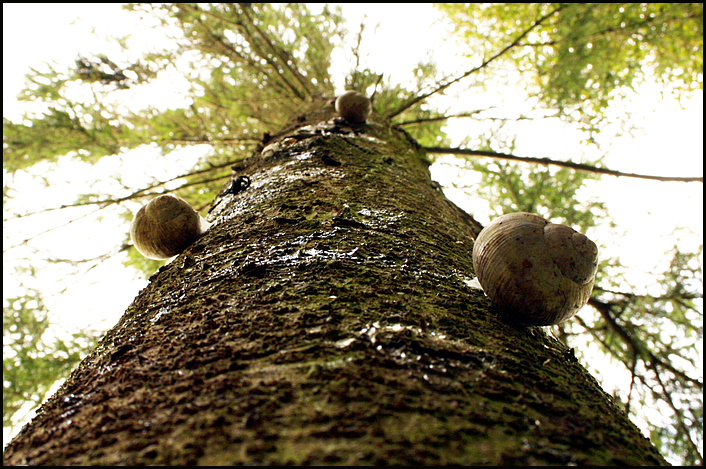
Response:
130,194,211,260
472,212,598,326
335,90,372,123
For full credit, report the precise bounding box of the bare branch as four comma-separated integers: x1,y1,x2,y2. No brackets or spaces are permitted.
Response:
588,298,703,387
385,5,564,119
424,146,703,183
4,169,234,254
395,108,496,126
5,159,241,224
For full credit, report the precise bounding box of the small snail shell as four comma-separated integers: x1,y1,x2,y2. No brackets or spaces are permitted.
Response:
472,212,598,326
335,90,372,123
130,194,211,260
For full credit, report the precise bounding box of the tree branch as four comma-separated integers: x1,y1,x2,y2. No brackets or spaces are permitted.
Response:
5,159,240,222
238,4,312,100
647,359,704,465
182,3,309,101
588,298,703,388
385,4,564,119
395,108,496,126
423,146,703,183
4,169,234,253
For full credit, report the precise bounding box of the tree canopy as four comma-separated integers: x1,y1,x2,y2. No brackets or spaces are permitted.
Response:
436,3,703,135
3,3,702,464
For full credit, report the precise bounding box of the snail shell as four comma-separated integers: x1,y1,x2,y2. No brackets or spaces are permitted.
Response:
335,90,372,123
130,194,211,260
472,212,598,326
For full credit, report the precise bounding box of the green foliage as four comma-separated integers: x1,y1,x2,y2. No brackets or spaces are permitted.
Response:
142,3,343,125
448,125,608,231
3,3,345,175
3,51,168,173
3,290,98,430
3,109,120,173
436,3,703,133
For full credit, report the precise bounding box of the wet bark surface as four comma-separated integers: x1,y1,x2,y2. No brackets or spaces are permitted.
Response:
3,99,667,465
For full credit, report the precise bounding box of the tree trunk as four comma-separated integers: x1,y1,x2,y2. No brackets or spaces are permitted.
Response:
3,98,667,465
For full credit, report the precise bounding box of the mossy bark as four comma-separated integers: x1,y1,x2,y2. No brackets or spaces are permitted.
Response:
3,98,667,465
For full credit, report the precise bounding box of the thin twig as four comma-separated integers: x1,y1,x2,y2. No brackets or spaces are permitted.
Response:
385,5,564,119
238,4,311,100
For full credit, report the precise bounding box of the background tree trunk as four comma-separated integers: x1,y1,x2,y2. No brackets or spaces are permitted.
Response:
3,99,667,465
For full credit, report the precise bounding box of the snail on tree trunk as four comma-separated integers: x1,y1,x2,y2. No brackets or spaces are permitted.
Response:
472,212,599,326
335,90,372,124
130,194,211,260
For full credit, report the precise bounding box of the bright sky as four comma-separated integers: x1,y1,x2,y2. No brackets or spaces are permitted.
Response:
3,3,703,455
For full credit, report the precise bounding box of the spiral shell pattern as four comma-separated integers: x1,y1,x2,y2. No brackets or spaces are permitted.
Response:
130,194,210,260
472,212,598,326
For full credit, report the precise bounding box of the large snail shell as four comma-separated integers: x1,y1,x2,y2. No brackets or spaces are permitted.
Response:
130,194,211,260
472,212,598,326
335,90,372,123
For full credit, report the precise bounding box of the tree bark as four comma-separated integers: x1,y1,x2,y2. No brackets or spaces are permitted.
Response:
3,98,667,465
